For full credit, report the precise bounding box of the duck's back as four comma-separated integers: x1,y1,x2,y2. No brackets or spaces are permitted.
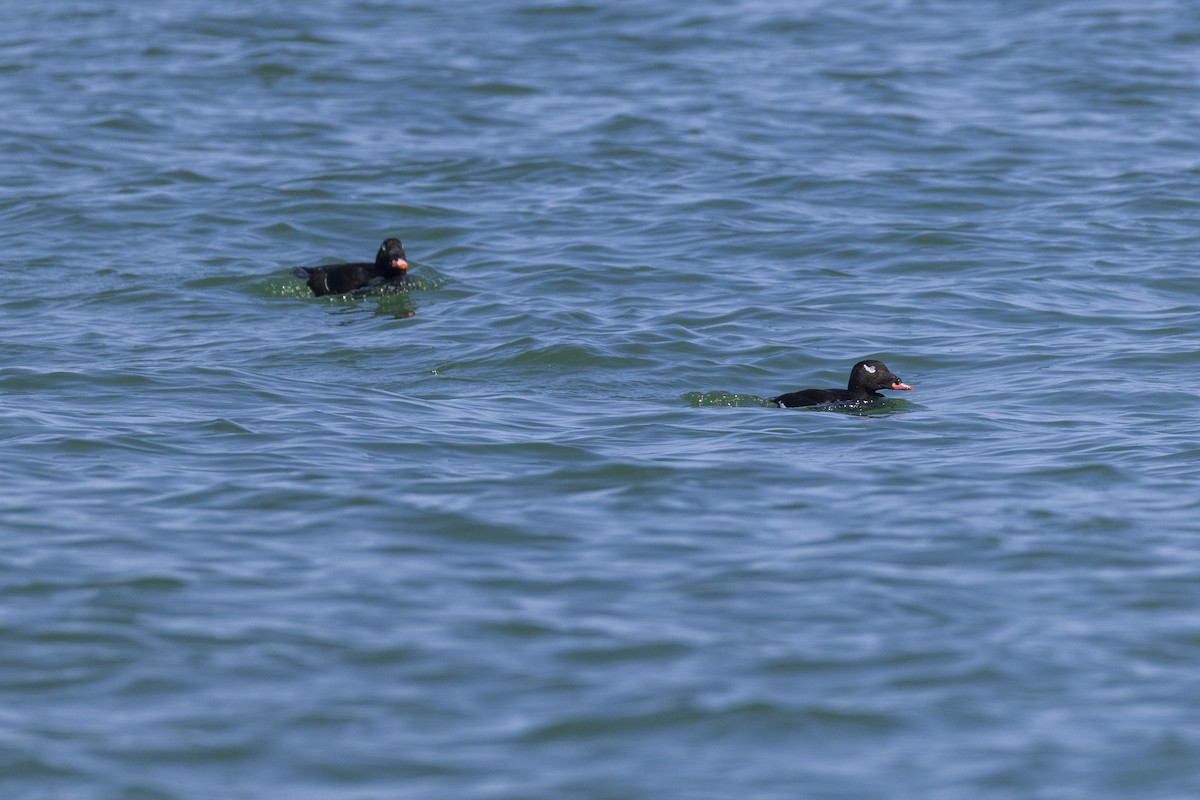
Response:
297,262,377,296
770,388,853,408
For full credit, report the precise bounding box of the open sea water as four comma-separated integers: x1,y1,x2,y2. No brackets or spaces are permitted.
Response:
3,1,1200,797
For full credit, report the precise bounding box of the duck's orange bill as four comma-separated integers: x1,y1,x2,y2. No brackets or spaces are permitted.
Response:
891,382,914,391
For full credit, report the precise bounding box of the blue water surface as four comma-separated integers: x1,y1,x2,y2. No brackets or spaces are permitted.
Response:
3,1,1200,798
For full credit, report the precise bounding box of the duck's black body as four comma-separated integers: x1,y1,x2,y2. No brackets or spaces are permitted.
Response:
770,359,913,408
294,238,408,296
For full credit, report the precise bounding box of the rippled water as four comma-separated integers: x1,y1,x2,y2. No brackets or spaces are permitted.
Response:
4,1,1200,797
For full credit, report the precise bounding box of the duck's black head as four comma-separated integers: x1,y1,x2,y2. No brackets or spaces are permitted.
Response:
848,359,913,393
374,238,408,275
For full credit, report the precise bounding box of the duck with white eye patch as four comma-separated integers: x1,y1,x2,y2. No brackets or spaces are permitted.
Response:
292,238,409,297
770,359,913,408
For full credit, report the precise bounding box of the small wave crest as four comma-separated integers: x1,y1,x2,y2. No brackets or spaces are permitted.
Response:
682,391,774,408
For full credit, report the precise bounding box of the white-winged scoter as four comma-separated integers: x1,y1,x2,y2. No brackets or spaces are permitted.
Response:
770,359,913,407
294,238,409,296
